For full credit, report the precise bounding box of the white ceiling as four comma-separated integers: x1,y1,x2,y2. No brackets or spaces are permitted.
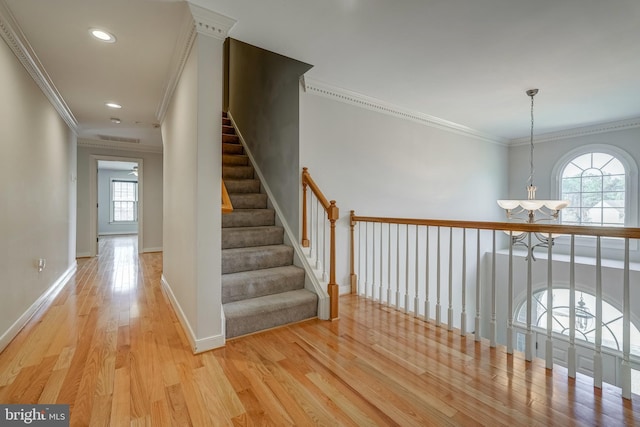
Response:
4,0,640,144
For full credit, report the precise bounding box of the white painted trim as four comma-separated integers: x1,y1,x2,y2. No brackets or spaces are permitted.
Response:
303,77,506,146
0,0,77,132
0,262,77,352
228,113,330,320
161,274,225,353
509,117,640,146
90,155,144,257
143,247,163,253
187,2,236,39
78,138,163,154
76,252,91,258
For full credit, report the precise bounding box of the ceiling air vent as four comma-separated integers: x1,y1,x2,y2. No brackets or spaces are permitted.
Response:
97,134,140,144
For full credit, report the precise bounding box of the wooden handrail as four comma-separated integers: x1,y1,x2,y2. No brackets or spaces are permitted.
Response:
301,167,339,320
221,180,233,214
350,214,640,239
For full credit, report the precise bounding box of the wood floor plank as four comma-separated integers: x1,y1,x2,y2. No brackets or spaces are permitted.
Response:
0,236,637,426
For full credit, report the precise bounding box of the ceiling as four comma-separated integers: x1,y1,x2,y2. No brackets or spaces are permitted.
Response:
4,0,640,146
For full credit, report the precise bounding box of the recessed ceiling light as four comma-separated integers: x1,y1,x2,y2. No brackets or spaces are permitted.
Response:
110,117,121,124
105,102,122,109
89,28,116,43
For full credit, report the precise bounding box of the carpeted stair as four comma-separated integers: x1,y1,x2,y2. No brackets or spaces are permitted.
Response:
221,113,317,338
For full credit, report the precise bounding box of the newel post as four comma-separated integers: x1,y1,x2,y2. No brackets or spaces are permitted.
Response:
350,210,357,294
301,168,310,247
328,201,339,320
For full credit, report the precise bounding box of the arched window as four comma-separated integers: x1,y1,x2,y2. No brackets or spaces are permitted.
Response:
515,288,640,355
560,152,625,226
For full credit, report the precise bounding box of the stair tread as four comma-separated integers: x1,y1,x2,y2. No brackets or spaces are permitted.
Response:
222,265,305,303
222,225,283,249
221,244,293,274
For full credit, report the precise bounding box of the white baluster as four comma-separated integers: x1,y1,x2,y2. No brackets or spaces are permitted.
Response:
358,222,363,295
387,223,392,307
372,222,377,301
315,199,321,269
405,224,410,314
436,227,442,327
568,235,576,378
594,236,603,389
415,225,420,318
545,232,553,370
364,222,369,299
461,228,467,336
309,194,314,260
490,230,496,348
448,227,454,331
621,237,631,399
379,222,384,304
322,210,327,281
525,231,534,362
507,231,513,354
475,229,481,342
425,226,431,321
395,224,401,310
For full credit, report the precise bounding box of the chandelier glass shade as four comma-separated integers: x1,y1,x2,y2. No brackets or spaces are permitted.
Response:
497,89,570,259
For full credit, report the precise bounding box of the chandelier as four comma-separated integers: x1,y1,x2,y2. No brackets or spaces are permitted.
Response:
497,89,569,259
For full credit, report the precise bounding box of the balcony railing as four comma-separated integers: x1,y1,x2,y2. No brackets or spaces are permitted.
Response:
350,211,640,400
302,167,339,319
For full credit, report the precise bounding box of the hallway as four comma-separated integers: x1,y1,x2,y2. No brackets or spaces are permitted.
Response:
0,236,638,425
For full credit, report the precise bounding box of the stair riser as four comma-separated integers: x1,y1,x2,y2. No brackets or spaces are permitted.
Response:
222,227,283,249
224,292,318,338
228,193,267,209
222,246,293,274
223,166,254,180
222,155,249,166
222,210,274,228
223,134,240,144
223,143,243,154
224,180,260,194
223,125,236,135
222,267,304,303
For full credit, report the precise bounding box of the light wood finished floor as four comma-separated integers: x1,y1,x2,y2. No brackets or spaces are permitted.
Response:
0,235,638,426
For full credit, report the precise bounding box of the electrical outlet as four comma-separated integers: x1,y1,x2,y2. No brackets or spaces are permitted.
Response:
38,258,46,272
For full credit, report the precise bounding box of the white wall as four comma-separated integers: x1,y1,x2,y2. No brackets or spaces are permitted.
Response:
98,169,138,235
300,92,509,294
161,34,224,351
0,35,76,348
76,146,162,255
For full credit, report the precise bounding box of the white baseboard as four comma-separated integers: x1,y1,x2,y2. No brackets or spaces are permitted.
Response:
0,262,77,352
143,247,163,253
160,274,225,353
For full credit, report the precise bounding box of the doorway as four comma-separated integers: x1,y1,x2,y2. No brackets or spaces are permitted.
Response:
89,155,144,256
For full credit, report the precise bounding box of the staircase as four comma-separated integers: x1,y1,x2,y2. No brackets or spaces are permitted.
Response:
221,113,318,338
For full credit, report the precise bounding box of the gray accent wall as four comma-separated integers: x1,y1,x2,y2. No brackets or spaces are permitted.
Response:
227,39,313,237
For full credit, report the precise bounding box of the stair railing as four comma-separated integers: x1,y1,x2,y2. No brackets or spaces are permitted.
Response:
221,180,233,214
302,167,339,319
350,211,640,400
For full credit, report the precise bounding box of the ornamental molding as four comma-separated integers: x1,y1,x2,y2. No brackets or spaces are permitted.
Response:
509,117,640,146
0,0,78,132
302,77,507,146
156,2,235,122
78,138,163,154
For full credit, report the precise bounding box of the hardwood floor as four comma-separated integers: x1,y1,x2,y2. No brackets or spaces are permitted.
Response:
0,235,638,426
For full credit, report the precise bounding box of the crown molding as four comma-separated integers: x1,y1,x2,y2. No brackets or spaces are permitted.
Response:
78,138,163,154
302,77,506,145
188,2,236,39
0,0,77,132
509,117,640,146
156,3,235,122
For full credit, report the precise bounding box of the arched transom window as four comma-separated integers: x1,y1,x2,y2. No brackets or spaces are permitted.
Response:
560,152,625,226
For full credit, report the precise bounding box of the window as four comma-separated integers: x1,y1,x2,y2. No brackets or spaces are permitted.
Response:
560,152,625,226
111,180,138,222
515,288,640,356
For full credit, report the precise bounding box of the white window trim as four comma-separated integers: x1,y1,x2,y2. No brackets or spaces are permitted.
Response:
110,178,138,224
551,144,638,252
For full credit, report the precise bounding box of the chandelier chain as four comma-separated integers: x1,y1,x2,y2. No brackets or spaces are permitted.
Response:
529,92,535,189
